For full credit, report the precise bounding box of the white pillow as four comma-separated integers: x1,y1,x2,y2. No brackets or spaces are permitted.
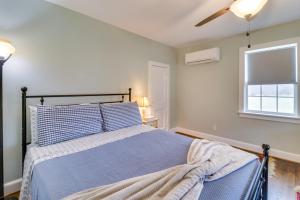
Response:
29,106,38,144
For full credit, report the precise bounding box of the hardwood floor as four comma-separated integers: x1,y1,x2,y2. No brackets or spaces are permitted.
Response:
5,191,19,199
5,134,300,200
269,157,300,200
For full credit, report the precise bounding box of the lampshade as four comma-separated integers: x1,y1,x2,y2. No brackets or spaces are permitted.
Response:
0,39,15,60
136,96,150,107
230,0,268,20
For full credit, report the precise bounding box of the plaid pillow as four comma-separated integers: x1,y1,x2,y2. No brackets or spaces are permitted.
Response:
101,102,142,131
37,104,103,146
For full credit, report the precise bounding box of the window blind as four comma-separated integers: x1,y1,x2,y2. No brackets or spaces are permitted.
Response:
246,45,297,85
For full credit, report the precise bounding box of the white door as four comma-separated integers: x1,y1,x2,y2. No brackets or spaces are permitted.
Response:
148,61,170,130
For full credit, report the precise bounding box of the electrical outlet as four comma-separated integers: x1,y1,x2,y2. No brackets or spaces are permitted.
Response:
213,124,217,131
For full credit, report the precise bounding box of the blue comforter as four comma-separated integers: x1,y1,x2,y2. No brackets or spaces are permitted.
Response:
31,130,259,200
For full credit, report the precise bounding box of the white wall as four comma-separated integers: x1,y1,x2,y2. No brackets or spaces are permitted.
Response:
176,20,300,155
0,0,177,183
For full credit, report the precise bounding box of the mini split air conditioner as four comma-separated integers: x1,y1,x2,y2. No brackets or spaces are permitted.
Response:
185,47,220,65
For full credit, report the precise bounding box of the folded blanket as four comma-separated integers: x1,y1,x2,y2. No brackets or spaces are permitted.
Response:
64,139,257,200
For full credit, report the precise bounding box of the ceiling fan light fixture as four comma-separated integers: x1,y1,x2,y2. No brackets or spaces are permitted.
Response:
230,0,268,20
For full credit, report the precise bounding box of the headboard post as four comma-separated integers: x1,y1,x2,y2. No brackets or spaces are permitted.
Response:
129,88,132,102
21,87,27,170
40,97,44,105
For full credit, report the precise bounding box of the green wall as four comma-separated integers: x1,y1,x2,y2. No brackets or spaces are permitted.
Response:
0,0,176,183
177,20,300,155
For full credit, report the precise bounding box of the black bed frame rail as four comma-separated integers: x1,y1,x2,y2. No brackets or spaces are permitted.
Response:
21,87,132,170
247,144,270,200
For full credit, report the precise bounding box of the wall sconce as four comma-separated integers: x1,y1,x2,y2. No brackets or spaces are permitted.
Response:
0,38,15,199
136,96,154,120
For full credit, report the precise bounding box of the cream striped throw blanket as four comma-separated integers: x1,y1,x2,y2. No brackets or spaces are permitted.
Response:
64,139,257,200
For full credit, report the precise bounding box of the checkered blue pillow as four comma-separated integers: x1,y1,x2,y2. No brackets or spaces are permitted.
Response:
100,102,142,131
37,104,103,146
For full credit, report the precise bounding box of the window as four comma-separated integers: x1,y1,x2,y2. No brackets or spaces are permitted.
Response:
239,38,300,123
247,84,295,115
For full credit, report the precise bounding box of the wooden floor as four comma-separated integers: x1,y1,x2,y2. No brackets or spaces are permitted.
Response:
5,192,19,199
269,157,300,200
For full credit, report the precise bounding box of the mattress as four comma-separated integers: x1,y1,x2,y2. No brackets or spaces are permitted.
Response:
30,129,260,200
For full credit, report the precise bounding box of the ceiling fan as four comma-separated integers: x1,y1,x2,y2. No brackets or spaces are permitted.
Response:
195,0,268,27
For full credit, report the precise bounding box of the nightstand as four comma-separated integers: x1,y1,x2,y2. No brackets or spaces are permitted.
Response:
143,118,158,128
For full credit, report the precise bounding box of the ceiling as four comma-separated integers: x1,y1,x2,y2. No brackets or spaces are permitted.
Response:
46,0,300,47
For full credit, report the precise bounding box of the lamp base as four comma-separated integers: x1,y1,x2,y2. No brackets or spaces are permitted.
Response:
142,107,154,120
143,116,155,120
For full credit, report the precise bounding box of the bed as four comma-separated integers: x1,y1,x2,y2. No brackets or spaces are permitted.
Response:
20,87,270,200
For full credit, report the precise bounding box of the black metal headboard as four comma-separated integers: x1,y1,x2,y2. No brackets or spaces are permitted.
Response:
21,87,132,169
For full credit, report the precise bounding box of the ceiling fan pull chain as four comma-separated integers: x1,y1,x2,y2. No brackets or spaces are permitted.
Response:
247,22,251,48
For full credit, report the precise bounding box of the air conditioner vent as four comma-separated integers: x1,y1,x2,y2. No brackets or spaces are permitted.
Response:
185,47,220,65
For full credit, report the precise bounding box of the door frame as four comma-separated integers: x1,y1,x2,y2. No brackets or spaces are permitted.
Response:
148,61,170,130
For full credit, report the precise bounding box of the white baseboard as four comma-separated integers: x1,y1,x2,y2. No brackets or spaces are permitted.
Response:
4,178,22,196
171,127,300,163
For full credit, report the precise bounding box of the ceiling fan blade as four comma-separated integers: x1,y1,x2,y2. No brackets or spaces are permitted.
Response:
195,7,230,27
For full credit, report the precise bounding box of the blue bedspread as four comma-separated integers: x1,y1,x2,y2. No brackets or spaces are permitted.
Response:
31,130,259,200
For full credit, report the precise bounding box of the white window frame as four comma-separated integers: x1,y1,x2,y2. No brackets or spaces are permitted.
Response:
239,37,300,124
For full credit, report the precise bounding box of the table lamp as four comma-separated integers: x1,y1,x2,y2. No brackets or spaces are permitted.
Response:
136,96,153,120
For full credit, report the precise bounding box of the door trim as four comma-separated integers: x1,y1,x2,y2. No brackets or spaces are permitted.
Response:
148,61,170,130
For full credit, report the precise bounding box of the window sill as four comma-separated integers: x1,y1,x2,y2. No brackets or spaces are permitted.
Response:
238,111,300,124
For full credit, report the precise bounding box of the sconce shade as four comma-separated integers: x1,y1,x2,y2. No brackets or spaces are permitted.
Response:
230,0,268,20
0,39,15,60
136,96,150,107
